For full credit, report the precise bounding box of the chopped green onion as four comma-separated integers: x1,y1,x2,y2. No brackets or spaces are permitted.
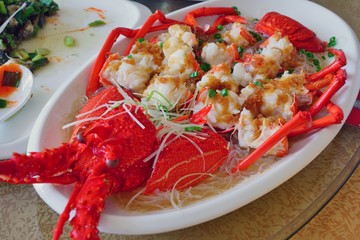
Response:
185,126,202,132
221,88,228,97
328,52,335,58
299,49,306,54
217,24,224,31
0,39,5,50
88,20,106,27
35,48,50,56
31,57,49,70
232,6,241,15
237,46,243,57
158,105,169,112
249,31,262,41
208,89,216,98
200,63,210,72
159,42,163,48
64,36,75,47
190,71,199,78
127,54,133,59
328,36,336,47
0,1,7,14
31,54,45,62
137,38,145,43
198,39,204,45
254,81,262,87
214,33,222,39
6,34,16,49
0,99,7,108
305,51,314,58
313,59,321,72
13,49,30,61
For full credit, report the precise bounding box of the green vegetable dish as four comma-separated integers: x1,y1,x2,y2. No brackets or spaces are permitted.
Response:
0,0,59,68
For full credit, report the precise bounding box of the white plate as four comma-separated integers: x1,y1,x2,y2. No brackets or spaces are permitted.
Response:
30,0,360,235
0,0,151,159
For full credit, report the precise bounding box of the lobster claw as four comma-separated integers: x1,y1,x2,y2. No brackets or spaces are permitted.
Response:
0,143,81,184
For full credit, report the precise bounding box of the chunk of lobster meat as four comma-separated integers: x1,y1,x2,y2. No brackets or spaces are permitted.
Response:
144,129,229,194
160,35,199,81
193,89,241,130
201,42,236,66
233,33,297,87
239,79,298,122
222,22,256,47
255,12,326,52
167,24,198,48
236,108,288,157
142,74,191,111
99,40,164,94
233,111,312,172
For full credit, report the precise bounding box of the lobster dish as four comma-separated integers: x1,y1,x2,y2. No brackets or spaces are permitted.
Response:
1,0,359,239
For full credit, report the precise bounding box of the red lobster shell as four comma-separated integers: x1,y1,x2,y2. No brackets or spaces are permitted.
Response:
255,11,326,52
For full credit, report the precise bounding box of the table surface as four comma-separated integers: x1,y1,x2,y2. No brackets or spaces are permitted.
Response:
1,0,360,239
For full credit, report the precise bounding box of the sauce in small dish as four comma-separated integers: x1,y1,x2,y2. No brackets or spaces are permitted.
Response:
0,62,33,122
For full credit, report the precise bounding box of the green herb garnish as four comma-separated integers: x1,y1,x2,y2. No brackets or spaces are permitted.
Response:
64,36,75,47
200,63,210,72
185,126,202,132
88,20,106,27
237,46,243,57
208,89,217,98
328,36,336,47
221,88,228,97
190,71,199,78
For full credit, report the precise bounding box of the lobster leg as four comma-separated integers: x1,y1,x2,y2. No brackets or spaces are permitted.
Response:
185,7,242,33
53,183,82,240
289,102,343,137
204,15,246,34
307,49,347,82
232,111,312,172
308,69,347,116
68,174,113,240
0,144,80,184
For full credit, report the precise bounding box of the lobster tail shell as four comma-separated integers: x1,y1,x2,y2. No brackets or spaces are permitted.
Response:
144,129,229,194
